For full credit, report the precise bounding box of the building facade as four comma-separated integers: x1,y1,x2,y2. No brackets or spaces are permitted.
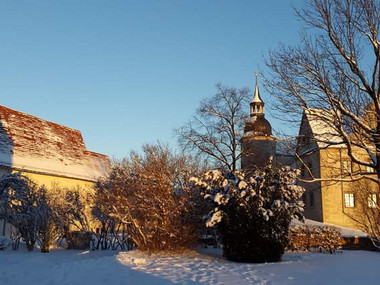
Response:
241,79,378,231
297,109,379,229
0,105,110,236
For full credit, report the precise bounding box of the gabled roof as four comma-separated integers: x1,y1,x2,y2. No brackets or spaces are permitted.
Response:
298,108,344,152
0,105,110,182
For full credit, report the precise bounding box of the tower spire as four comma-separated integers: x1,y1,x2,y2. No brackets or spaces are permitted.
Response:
250,73,265,117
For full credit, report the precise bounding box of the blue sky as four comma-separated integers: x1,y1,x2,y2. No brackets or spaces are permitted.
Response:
0,0,303,158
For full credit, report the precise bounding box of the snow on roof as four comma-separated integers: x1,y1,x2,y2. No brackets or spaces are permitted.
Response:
303,108,344,149
0,105,110,182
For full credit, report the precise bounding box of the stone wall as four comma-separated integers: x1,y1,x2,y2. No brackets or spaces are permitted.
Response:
241,135,276,173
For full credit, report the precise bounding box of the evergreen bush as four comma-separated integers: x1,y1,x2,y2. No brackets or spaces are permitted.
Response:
190,165,304,262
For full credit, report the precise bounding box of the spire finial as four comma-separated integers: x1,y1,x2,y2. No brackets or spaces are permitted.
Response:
254,73,259,88
252,72,262,104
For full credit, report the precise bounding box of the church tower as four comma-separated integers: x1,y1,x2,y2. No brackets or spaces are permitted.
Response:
241,74,276,173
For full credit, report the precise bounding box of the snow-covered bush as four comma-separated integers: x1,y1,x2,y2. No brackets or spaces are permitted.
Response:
45,185,100,250
288,225,344,253
0,174,65,252
0,173,98,252
0,173,39,251
34,187,65,253
94,144,205,252
190,165,304,262
61,188,94,232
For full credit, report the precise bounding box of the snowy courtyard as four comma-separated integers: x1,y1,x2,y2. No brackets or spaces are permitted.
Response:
1,248,379,285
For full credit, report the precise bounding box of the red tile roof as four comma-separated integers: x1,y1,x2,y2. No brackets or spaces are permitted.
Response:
0,105,110,181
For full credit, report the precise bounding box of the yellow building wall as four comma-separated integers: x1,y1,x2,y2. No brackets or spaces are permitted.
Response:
16,171,95,192
319,148,377,229
1,167,98,235
15,170,99,232
1,167,95,191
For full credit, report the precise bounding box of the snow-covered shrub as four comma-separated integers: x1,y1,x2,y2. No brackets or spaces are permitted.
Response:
91,206,136,251
34,187,65,253
46,185,100,250
94,144,205,252
61,188,94,232
190,164,304,262
288,225,344,253
0,173,39,251
0,174,98,252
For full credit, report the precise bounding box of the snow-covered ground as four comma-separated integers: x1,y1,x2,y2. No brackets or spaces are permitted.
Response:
1,247,379,285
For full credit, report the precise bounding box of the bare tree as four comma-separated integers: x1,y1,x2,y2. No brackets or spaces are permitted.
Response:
345,179,380,247
94,143,206,252
176,84,250,171
266,0,380,183
35,187,63,253
0,173,39,251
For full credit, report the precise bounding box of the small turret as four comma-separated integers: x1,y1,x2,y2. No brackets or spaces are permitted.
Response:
244,74,272,136
250,73,265,117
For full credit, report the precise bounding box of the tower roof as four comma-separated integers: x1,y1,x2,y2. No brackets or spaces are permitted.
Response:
251,73,263,104
249,73,266,118
244,116,272,136
245,74,272,136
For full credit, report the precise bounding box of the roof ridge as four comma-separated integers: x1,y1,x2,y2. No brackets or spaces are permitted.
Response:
0,104,82,134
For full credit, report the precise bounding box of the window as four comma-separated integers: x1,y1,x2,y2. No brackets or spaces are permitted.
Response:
344,193,355,208
368,194,377,208
343,160,352,173
310,192,315,208
366,166,376,173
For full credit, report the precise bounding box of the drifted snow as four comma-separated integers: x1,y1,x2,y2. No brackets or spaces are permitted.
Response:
0,248,379,285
